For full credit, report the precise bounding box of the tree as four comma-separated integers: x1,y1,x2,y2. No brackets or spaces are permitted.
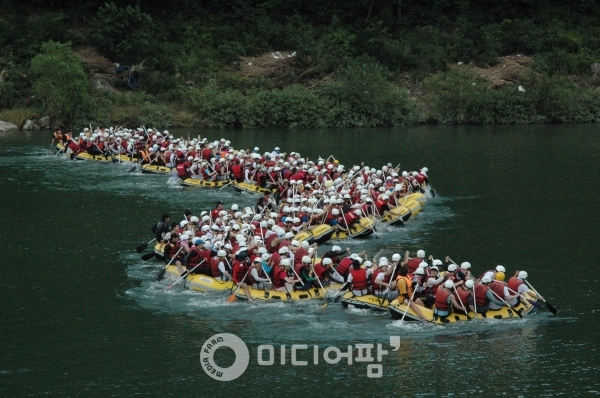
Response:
30,41,90,125
89,2,154,64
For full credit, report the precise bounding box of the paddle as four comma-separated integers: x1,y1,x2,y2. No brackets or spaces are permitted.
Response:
471,284,479,320
400,286,418,321
165,260,206,290
141,252,156,261
489,289,523,319
136,238,156,253
524,280,557,315
506,286,542,308
218,180,234,190
319,282,348,309
227,269,250,302
451,285,472,320
156,246,183,281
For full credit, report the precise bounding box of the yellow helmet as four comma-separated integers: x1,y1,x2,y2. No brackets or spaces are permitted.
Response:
333,159,339,165
496,271,505,281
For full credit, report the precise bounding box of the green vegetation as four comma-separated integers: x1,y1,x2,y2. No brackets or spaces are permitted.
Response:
1,0,600,128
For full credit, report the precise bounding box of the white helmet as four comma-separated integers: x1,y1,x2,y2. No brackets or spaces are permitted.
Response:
180,220,189,228
392,253,401,262
460,262,471,270
190,216,199,223
332,209,340,215
518,271,528,279
364,261,372,268
447,264,457,272
417,250,425,258
281,259,291,267
217,250,227,257
444,280,454,289
332,245,341,252
379,257,389,266
496,265,506,273
432,259,443,266
291,240,300,247
465,280,474,289
302,256,311,263
481,275,493,284
261,253,270,261
322,258,333,265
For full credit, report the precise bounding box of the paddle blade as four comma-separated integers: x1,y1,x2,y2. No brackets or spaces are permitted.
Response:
156,268,166,281
527,299,542,309
136,243,148,253
546,301,557,315
141,252,155,261
227,294,237,303
319,302,329,309
128,165,137,173
165,285,173,291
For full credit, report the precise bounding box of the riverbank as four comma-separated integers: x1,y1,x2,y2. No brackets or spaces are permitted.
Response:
2,2,600,129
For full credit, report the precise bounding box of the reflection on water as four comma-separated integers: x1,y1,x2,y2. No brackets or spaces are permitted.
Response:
1,127,599,396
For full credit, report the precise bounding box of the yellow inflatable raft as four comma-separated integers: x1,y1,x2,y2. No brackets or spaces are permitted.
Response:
234,282,343,302
309,224,335,244
294,231,314,244
165,265,234,292
330,217,376,240
388,293,536,324
154,242,166,260
70,152,114,162
111,154,136,163
340,291,392,311
232,181,277,195
141,164,173,174
180,178,230,188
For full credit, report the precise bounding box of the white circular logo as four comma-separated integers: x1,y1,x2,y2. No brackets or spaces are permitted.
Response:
200,333,249,381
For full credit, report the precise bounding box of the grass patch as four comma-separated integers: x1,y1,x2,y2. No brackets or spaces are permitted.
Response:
0,107,44,128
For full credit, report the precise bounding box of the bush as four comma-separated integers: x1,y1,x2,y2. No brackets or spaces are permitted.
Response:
89,2,154,64
139,102,173,129
30,41,90,126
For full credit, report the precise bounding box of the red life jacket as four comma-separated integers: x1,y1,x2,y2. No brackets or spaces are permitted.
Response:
453,288,471,308
201,249,212,262
232,164,243,179
507,277,523,293
435,288,451,311
294,248,308,264
186,247,202,267
343,211,358,226
232,261,248,284
407,258,421,273
474,284,489,307
371,268,390,289
164,242,181,258
272,266,286,288
314,263,327,278
336,257,353,276
375,199,386,213
489,281,505,300
210,257,222,277
176,163,187,177
349,268,368,290
201,148,211,159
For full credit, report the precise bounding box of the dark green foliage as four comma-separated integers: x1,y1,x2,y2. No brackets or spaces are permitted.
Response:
3,0,600,127
89,2,154,64
424,68,600,124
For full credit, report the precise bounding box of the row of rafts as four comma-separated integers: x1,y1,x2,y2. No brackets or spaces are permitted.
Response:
148,253,536,325
55,145,431,240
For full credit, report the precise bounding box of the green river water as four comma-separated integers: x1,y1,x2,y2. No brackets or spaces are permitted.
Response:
1,125,599,397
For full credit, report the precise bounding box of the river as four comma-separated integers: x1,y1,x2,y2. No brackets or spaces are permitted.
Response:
1,125,599,397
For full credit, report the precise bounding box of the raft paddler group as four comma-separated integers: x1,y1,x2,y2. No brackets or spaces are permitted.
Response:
52,125,433,237
136,204,555,322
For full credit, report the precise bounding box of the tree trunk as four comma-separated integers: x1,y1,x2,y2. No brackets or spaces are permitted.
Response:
398,0,402,21
366,0,374,22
